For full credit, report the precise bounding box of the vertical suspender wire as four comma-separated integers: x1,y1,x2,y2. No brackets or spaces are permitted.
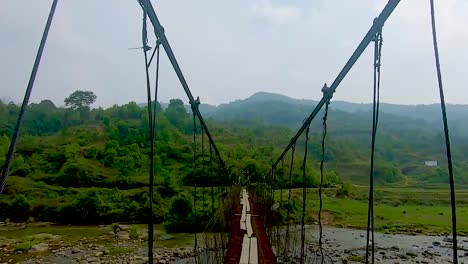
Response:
280,159,284,204
192,112,199,264
0,0,59,194
209,142,218,262
140,9,157,264
262,173,267,223
202,128,206,213
272,166,276,245
365,28,382,264
318,99,330,263
272,166,276,205
217,158,226,261
265,172,270,227
269,166,276,239
279,159,284,252
429,1,457,262
210,143,215,216
284,144,295,259
150,43,160,143
300,125,311,264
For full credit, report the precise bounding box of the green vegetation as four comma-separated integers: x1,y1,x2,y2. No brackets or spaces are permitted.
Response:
1,91,467,234
348,255,364,262
276,187,468,234
109,247,134,255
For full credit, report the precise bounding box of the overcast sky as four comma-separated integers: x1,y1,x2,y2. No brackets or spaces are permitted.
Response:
0,0,467,107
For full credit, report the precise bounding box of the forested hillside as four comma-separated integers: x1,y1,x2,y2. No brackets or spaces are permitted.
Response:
1,91,467,230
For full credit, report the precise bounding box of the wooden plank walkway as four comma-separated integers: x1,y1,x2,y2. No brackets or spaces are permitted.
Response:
226,188,276,264
239,189,257,264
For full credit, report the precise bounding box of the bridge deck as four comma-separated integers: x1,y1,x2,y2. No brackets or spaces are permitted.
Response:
225,188,276,264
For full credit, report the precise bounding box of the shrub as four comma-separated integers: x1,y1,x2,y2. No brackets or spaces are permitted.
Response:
164,194,193,233
56,159,103,187
10,155,31,177
9,195,31,222
129,226,139,239
336,182,352,197
15,242,32,252
58,191,103,224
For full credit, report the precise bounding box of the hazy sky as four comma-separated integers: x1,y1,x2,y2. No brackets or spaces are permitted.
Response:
0,0,467,107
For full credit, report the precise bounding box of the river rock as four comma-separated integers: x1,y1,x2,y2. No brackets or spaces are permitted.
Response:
86,257,99,263
118,225,131,231
29,243,48,253
443,237,453,243
116,231,130,240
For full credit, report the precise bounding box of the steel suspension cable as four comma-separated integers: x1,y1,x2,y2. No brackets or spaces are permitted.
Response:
365,28,383,264
318,99,331,263
429,1,458,262
300,125,311,264
0,0,59,194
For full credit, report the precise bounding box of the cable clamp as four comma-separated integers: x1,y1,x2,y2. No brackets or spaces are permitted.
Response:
191,96,201,112
156,38,163,47
321,83,334,101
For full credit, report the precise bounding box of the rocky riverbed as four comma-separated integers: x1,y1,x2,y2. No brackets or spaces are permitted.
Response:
0,223,194,264
308,226,468,263
1,223,467,263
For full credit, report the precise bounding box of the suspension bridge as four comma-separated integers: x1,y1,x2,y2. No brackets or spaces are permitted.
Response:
0,0,461,263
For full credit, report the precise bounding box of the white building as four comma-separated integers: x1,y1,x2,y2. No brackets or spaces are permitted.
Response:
424,161,438,167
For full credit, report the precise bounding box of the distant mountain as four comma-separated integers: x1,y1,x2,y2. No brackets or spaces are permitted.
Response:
213,91,467,124
141,91,468,132
208,92,468,140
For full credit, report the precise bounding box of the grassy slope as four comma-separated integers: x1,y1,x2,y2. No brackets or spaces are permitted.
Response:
282,186,468,235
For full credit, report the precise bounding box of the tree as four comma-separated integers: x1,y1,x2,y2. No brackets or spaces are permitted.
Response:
165,99,189,131
64,91,97,110
38,99,56,109
64,91,97,123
